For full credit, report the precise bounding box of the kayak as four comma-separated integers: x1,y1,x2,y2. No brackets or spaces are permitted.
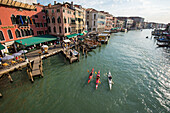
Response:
96,70,100,89
108,71,113,90
88,68,94,84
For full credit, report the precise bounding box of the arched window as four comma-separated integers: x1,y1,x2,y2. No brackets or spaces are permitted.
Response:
57,17,61,23
24,29,28,36
27,29,30,36
59,26,62,33
29,29,33,35
68,27,71,32
65,27,67,33
28,16,31,24
52,17,55,23
11,15,16,24
7,30,13,39
15,29,21,38
48,27,51,33
47,17,50,23
21,29,25,37
68,18,69,24
53,26,56,33
0,31,5,41
64,17,66,23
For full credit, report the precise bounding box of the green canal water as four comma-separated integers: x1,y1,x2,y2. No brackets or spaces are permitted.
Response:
0,30,169,113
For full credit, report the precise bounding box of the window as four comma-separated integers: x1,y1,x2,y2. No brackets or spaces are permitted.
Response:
40,23,43,27
68,27,71,32
46,10,48,14
32,19,35,24
35,15,38,18
74,12,75,15
94,21,96,26
68,18,69,24
47,17,50,23
45,30,48,34
0,20,2,25
25,29,28,36
52,17,55,23
44,23,47,27
7,30,13,39
15,29,21,38
67,11,69,14
21,29,25,37
0,31,5,41
43,16,46,19
35,8,37,11
59,26,62,33
57,9,60,12
52,9,54,13
30,29,34,35
48,27,51,33
87,21,89,26
27,29,30,36
57,17,61,23
53,26,56,33
28,16,31,24
94,14,96,19
11,15,16,24
65,27,67,33
63,9,65,13
64,17,66,23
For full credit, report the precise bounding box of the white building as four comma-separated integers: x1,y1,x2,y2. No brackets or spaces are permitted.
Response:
14,0,37,5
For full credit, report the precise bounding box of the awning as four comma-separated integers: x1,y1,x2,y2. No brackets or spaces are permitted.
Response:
78,33,84,36
84,31,88,33
15,35,57,47
5,41,14,46
78,38,84,40
66,34,78,39
0,44,5,50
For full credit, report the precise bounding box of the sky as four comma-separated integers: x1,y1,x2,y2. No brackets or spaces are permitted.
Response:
38,0,170,24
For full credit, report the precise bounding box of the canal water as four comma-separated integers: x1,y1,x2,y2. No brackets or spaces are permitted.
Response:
0,30,169,113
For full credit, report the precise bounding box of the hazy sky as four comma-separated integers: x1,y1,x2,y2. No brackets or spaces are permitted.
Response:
38,0,170,24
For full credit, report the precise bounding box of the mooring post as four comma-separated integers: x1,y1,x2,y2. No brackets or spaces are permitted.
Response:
85,49,87,57
0,93,2,98
6,73,13,83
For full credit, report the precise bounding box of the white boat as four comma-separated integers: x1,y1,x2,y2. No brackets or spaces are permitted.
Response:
108,71,113,90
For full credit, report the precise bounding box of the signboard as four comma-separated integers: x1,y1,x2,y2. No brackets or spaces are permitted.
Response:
1,26,15,29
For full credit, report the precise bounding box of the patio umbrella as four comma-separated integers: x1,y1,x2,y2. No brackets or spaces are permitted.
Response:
2,55,14,61
18,50,28,53
42,45,48,48
12,52,22,57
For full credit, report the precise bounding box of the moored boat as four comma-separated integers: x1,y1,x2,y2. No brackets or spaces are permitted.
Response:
88,68,94,83
96,70,100,89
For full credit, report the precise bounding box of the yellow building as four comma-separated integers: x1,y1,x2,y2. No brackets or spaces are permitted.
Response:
74,5,86,33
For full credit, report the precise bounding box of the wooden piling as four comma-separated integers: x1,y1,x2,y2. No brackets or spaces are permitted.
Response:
0,93,2,98
83,46,84,55
6,73,13,83
85,49,87,57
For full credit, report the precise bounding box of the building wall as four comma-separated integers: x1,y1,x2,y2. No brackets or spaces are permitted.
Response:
45,4,75,37
75,6,86,33
0,4,47,43
97,12,106,32
105,15,113,30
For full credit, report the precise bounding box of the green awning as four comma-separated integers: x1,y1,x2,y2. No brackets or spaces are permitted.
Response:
0,43,5,50
66,34,78,39
78,33,84,36
78,38,84,40
84,31,88,33
15,35,57,47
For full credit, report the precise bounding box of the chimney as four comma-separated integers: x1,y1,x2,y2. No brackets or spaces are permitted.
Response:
71,1,73,9
38,3,40,5
54,1,56,5
48,3,51,8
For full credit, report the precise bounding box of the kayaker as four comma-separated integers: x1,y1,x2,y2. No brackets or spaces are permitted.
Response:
108,76,112,80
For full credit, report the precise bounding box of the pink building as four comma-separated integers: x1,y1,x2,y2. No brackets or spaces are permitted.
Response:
45,2,76,38
0,1,47,44
105,14,113,31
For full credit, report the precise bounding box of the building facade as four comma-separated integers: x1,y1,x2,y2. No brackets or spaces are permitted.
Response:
86,8,106,32
0,1,47,44
45,2,75,37
74,5,86,33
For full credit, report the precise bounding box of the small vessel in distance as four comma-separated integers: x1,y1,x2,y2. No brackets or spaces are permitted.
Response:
96,70,100,89
108,71,114,90
88,68,94,84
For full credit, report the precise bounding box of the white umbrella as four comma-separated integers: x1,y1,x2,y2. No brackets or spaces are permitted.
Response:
18,50,28,53
42,45,48,48
2,55,14,61
12,52,22,57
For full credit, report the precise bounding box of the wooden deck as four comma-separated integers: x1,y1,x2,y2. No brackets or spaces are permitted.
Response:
32,59,41,76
